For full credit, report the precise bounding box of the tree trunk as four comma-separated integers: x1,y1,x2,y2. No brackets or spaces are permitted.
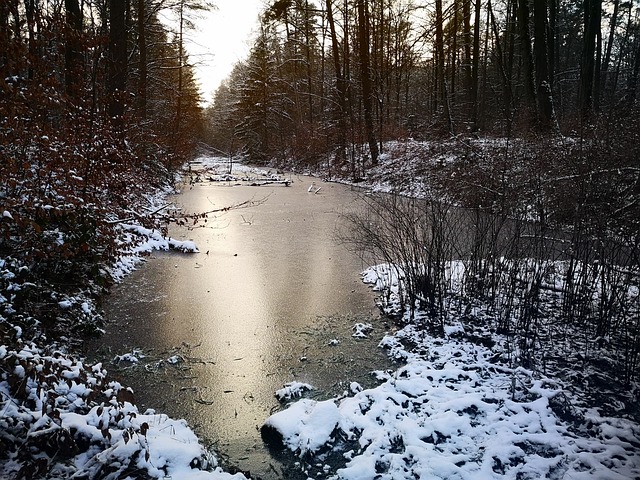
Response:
471,0,481,129
435,0,444,111
65,0,83,96
137,0,147,118
304,0,313,126
609,1,634,103
594,8,603,112
625,38,640,109
342,0,354,154
518,0,536,116
451,0,458,102
175,0,184,148
534,0,554,128
548,0,557,89
24,0,36,80
488,0,513,131
600,0,618,102
357,0,378,165
435,0,452,133
108,0,127,123
579,0,601,120
463,0,472,104
0,3,8,79
326,0,346,160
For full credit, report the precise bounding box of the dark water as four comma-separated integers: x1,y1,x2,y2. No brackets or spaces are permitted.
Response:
86,168,395,478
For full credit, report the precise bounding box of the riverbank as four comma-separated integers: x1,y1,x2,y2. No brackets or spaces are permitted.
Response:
258,138,640,478
263,263,640,479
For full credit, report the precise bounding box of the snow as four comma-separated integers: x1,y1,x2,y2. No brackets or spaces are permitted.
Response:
59,299,73,309
275,381,315,402
264,398,341,454
167,354,183,364
110,223,199,281
351,322,373,338
261,263,640,479
122,223,199,254
114,352,141,363
0,343,248,479
188,156,290,185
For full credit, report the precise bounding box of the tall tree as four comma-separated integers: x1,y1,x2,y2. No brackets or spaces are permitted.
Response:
462,0,472,102
435,0,453,132
471,0,482,129
137,0,147,118
518,0,537,116
548,0,557,89
357,0,379,164
579,0,602,119
24,0,37,81
326,0,347,159
600,0,620,107
534,0,555,128
65,0,83,96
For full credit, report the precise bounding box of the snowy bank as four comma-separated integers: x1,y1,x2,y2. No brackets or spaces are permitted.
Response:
262,264,640,479
0,343,247,479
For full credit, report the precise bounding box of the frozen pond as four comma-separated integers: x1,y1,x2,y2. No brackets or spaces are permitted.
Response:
86,162,395,478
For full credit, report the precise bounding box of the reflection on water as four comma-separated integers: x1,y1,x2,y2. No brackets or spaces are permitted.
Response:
87,174,395,478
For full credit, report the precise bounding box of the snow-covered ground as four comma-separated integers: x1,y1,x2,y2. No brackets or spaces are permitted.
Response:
263,264,640,479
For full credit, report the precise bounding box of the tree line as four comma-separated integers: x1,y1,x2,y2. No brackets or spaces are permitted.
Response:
206,0,640,165
1,0,207,161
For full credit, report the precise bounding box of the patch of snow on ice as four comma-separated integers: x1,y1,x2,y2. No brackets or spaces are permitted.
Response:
275,381,315,402
58,299,73,309
352,322,373,338
167,354,183,365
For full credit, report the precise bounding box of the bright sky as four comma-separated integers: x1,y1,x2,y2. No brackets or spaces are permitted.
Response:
185,0,266,106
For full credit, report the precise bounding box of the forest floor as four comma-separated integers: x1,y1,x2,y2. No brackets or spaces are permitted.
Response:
1,138,639,479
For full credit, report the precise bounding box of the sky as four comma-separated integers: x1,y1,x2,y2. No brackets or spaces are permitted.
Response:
184,0,266,106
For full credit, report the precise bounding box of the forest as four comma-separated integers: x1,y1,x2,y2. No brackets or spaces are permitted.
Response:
0,0,640,478
207,0,640,163
0,0,639,410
